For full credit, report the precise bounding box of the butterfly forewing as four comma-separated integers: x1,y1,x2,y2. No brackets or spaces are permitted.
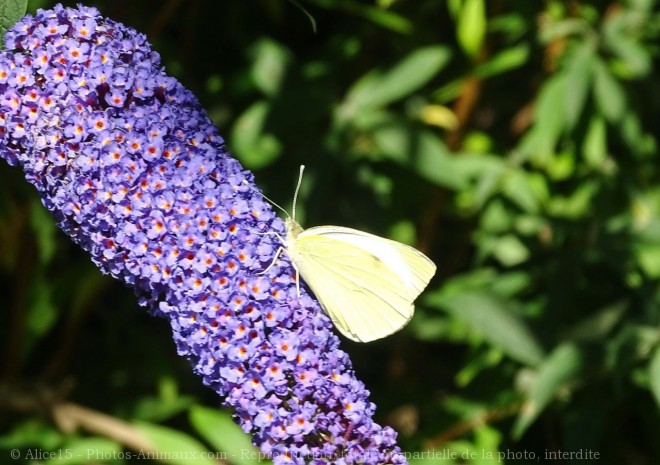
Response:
304,226,436,299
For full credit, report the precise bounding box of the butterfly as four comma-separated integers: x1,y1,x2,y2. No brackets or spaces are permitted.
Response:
251,166,436,342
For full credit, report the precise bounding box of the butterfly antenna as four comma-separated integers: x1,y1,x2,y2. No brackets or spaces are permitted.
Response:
292,165,305,221
242,179,290,218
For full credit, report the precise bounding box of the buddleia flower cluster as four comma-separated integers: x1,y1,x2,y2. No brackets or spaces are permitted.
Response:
0,4,406,464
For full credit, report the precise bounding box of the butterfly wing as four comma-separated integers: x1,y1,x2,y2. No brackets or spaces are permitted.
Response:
288,226,436,342
308,226,437,299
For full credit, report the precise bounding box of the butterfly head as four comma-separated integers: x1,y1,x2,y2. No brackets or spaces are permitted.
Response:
285,217,303,241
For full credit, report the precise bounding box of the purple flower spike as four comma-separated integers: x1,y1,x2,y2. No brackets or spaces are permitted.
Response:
0,4,406,464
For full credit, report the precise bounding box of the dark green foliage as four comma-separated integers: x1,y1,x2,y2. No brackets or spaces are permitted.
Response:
1,1,660,464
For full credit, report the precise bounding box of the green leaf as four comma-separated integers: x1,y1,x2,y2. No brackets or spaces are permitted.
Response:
604,22,651,78
23,276,58,360
457,0,486,58
133,388,195,423
0,419,63,449
626,0,654,11
473,427,502,465
607,325,659,376
492,234,529,267
593,58,626,123
456,347,503,387
547,181,599,219
0,0,27,49
468,158,507,209
230,101,282,170
513,343,583,438
357,111,466,190
519,73,566,159
563,301,627,342
475,44,529,78
447,0,462,18
617,111,656,158
343,46,451,112
488,12,526,40
135,422,216,465
30,198,58,264
538,18,588,44
408,131,463,188
502,170,541,213
250,38,291,97
388,219,417,246
48,438,121,465
582,114,607,168
491,271,532,298
432,268,499,299
563,42,595,130
428,290,545,366
649,346,660,408
189,406,267,465
480,199,512,233
634,242,660,278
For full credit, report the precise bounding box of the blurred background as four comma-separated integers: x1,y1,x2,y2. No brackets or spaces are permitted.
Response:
1,0,660,464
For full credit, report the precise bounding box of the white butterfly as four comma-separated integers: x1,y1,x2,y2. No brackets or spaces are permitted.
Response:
251,166,436,343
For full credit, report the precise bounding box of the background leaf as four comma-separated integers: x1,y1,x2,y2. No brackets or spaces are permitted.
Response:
456,0,486,58
513,343,584,438
189,406,268,465
343,45,451,112
649,346,660,408
428,290,545,366
136,422,216,465
0,0,27,49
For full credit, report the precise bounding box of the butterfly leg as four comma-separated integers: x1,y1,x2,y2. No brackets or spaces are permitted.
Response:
260,246,284,275
295,268,300,298
255,230,286,243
